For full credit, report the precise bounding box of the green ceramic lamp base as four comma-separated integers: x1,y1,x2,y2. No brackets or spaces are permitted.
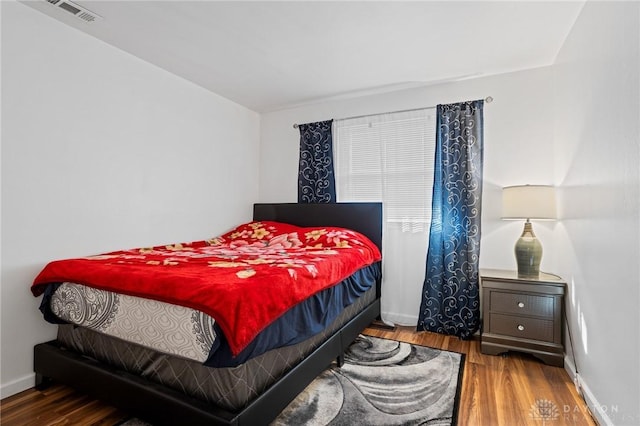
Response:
515,220,542,279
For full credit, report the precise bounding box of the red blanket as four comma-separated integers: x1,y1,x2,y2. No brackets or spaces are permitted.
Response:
32,221,381,356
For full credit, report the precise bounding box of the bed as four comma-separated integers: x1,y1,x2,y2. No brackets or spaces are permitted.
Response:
32,202,382,425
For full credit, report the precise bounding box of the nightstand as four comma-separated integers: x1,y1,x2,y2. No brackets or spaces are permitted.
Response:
480,269,565,367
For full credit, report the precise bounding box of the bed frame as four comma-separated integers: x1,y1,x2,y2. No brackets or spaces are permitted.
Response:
33,202,382,425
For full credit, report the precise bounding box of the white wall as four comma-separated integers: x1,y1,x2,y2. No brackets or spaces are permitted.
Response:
5,3,637,421
553,2,640,425
260,67,559,323
1,2,260,397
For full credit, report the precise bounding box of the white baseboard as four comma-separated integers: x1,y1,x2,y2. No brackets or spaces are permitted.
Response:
576,375,615,426
0,373,35,400
564,354,580,390
563,354,615,426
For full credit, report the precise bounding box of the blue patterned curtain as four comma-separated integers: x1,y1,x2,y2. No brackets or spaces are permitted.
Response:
298,120,336,203
417,100,484,338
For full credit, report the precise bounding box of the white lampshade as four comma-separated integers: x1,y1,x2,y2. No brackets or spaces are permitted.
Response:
502,185,557,220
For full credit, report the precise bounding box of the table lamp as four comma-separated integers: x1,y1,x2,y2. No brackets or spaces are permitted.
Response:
502,185,557,278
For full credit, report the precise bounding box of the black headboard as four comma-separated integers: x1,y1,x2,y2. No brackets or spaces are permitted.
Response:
253,203,382,251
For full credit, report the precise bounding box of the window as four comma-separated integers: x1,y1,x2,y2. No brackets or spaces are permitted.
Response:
333,108,437,325
334,108,436,231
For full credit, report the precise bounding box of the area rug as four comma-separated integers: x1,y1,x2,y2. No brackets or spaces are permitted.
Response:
274,335,464,426
121,335,464,426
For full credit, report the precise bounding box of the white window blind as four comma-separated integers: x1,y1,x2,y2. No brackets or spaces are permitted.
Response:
334,108,436,230
334,108,437,325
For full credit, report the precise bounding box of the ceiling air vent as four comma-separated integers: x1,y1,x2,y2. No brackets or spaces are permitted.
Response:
44,0,102,23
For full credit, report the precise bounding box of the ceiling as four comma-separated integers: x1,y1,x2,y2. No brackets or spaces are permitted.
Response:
22,1,584,113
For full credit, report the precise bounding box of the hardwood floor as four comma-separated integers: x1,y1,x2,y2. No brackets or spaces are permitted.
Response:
0,326,597,426
364,326,597,426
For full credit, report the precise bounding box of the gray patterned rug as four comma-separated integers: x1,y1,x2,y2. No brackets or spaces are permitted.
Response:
122,335,464,426
275,335,464,425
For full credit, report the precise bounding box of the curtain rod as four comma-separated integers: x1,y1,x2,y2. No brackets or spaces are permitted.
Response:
292,96,493,129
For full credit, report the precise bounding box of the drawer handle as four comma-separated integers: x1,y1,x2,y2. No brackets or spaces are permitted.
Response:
517,302,525,308
517,324,525,331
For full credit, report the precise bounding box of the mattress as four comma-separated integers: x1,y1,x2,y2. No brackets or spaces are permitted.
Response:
50,282,216,362
48,263,379,366
34,221,382,358
56,286,377,411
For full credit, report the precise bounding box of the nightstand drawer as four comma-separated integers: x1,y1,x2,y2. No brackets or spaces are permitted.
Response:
490,313,554,342
490,291,554,318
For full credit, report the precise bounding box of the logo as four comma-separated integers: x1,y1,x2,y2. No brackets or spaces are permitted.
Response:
530,399,560,423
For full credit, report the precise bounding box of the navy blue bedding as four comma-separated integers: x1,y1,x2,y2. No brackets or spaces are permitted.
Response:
205,263,381,367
